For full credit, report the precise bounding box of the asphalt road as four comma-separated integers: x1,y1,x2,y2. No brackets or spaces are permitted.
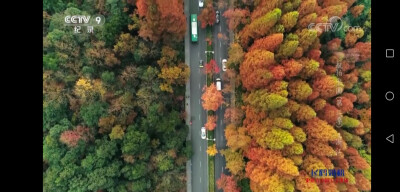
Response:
185,1,230,192
185,1,209,192
212,6,230,192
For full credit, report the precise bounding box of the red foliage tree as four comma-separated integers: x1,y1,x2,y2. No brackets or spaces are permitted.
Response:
60,125,92,147
60,131,81,147
204,59,220,74
318,104,341,125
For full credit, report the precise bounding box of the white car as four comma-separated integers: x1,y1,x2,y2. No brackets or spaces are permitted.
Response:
222,59,227,71
199,0,204,8
201,127,206,139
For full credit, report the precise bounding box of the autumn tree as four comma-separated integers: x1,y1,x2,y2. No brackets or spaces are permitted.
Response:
85,41,120,68
221,149,246,176
240,50,275,90
113,33,137,56
204,59,220,75
216,173,241,192
304,117,340,142
224,107,244,125
223,8,250,31
136,0,186,43
288,80,313,101
198,2,216,28
244,89,288,112
248,33,284,52
205,115,217,131
227,43,245,69
201,83,224,111
158,64,190,93
313,75,344,99
207,144,218,156
225,124,251,151
240,8,282,48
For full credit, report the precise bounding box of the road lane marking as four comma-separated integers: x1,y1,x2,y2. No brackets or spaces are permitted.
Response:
222,167,223,173
200,161,201,167
200,177,202,183
200,146,201,151
199,83,200,89
199,114,201,120
221,135,223,141
198,51,200,58
220,25,221,32
220,41,221,48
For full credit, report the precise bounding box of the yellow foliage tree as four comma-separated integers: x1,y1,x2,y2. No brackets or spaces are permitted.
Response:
225,124,251,151
221,149,246,176
74,78,94,101
207,144,218,156
109,125,125,140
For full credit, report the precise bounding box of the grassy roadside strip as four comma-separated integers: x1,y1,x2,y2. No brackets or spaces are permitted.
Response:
209,154,215,192
208,130,215,192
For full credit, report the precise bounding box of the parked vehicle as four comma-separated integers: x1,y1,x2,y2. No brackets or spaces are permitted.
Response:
216,78,221,91
201,127,206,139
200,59,203,67
222,59,227,71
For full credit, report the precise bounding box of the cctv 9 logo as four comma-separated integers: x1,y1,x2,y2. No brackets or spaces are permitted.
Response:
64,14,105,26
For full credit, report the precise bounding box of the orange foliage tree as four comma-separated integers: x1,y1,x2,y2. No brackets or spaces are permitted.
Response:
223,8,250,31
201,83,224,111
136,0,186,43
198,2,216,28
248,33,284,52
205,115,217,131
239,50,275,90
216,173,240,192
304,117,340,142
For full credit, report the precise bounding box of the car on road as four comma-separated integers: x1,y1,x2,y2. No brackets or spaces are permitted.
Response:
216,78,221,91
199,0,204,8
216,11,220,24
222,59,227,71
199,59,203,67
201,127,206,139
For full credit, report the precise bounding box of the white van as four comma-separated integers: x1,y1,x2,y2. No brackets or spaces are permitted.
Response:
216,78,221,91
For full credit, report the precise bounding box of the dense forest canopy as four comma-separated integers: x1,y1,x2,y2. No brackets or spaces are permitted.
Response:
43,0,190,191
218,0,371,191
